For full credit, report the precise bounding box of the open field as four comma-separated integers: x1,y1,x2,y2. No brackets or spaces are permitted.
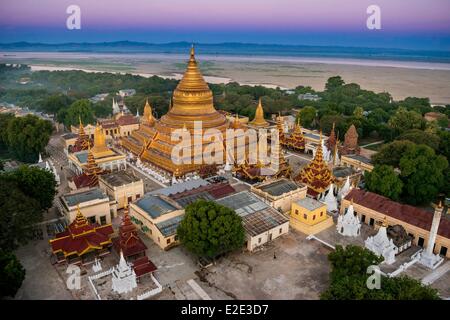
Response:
2,52,450,103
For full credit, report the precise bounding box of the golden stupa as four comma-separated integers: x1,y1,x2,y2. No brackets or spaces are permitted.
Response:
121,46,247,176
91,124,116,158
249,98,269,127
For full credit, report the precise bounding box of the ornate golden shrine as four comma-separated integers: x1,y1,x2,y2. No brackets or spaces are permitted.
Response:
121,46,256,176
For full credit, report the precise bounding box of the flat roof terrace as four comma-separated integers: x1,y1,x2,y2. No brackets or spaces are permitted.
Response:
135,195,179,219
62,188,108,207
256,178,302,197
100,171,141,187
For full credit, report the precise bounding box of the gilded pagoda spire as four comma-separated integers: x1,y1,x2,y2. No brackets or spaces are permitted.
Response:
74,205,89,228
85,143,103,177
250,98,269,127
143,99,155,126
286,117,305,151
327,122,337,150
78,116,86,136
295,130,334,195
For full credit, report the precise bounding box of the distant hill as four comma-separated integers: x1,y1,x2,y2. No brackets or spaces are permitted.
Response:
0,41,449,63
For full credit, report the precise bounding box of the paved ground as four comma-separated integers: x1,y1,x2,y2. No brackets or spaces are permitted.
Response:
198,231,332,300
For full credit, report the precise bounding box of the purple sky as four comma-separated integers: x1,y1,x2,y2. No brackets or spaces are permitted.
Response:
1,0,450,49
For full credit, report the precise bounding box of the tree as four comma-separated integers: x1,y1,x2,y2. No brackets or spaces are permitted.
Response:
8,165,57,210
365,165,403,201
321,245,440,300
4,115,53,163
399,144,448,205
371,140,416,167
297,106,317,129
41,94,73,117
0,176,42,251
325,76,345,91
437,130,450,159
396,129,440,151
0,250,26,299
62,99,95,129
177,200,245,258
388,107,424,134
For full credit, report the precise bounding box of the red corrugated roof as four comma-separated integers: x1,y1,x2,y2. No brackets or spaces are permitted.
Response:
345,189,450,239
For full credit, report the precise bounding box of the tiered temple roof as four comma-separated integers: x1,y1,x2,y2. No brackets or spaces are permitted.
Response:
113,199,147,259
234,137,291,182
72,145,105,189
326,122,337,151
295,132,334,196
71,117,92,153
49,206,113,263
285,118,305,151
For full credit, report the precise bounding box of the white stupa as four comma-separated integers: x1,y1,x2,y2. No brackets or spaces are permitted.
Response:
365,218,398,264
92,258,102,273
418,203,445,269
112,98,121,115
336,200,361,237
111,251,137,294
324,184,338,212
338,176,351,201
136,109,140,117
38,153,43,163
321,139,331,162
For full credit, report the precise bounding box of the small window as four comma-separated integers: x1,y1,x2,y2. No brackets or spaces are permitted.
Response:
100,215,107,225
279,228,282,234
167,238,171,244
303,214,307,220
175,235,178,241
320,212,323,217
136,194,140,199
158,237,160,243
295,209,298,215
258,238,262,244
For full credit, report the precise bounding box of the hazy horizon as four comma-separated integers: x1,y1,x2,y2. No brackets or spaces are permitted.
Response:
1,0,450,51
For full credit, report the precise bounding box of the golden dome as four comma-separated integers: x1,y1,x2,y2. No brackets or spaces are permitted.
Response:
250,98,269,127
158,45,228,130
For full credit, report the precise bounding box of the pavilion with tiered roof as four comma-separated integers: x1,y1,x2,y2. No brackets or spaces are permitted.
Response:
295,132,334,197
49,206,114,265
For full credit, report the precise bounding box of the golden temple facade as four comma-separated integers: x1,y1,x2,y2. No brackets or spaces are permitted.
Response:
121,47,254,176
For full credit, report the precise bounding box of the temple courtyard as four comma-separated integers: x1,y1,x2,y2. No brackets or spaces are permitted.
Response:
14,220,450,300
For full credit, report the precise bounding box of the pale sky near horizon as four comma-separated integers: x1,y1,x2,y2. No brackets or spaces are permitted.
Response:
1,0,449,50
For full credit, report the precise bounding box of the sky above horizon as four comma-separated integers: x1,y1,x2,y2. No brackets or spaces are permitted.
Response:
1,0,450,50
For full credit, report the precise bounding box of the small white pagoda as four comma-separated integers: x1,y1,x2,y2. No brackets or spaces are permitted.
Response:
324,184,338,212
336,200,361,237
338,176,351,201
111,251,137,294
365,217,398,264
112,98,121,115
